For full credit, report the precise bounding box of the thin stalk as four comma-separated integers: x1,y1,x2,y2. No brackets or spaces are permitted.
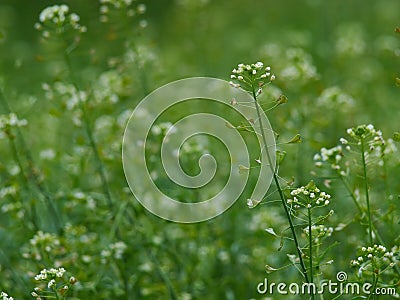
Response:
339,175,362,212
315,243,324,300
339,175,383,243
360,138,373,244
367,273,379,300
340,171,400,276
131,43,148,96
149,251,178,300
0,90,61,231
54,289,60,300
251,86,310,285
63,51,113,210
360,138,377,296
6,133,38,228
308,207,314,287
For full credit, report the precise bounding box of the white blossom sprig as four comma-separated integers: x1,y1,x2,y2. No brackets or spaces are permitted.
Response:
230,62,275,95
99,0,147,27
32,267,77,300
0,292,14,300
34,4,86,39
350,244,398,276
288,180,332,210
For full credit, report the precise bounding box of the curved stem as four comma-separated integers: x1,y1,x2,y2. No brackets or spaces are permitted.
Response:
360,138,373,244
0,90,60,231
308,207,314,286
63,52,113,210
251,86,310,284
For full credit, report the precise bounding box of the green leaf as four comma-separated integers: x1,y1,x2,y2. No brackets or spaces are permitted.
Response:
247,198,261,208
49,108,61,118
277,94,288,105
396,77,400,87
394,132,400,142
287,133,302,144
305,180,316,190
276,149,286,164
238,164,250,174
278,234,284,251
265,264,278,274
225,121,235,129
237,121,252,132
287,254,298,265
265,227,278,236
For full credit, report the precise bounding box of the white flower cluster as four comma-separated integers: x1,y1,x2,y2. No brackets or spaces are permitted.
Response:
94,70,125,104
42,82,86,126
0,185,21,216
317,86,355,109
151,122,176,136
181,137,208,157
303,225,334,243
0,185,17,198
100,0,147,26
350,244,397,269
230,62,275,93
101,241,127,263
0,113,28,138
35,4,86,38
279,48,319,84
0,292,13,300
34,267,66,281
346,124,383,141
39,148,56,160
31,268,76,299
288,181,331,209
30,231,61,254
335,23,366,56
313,145,347,175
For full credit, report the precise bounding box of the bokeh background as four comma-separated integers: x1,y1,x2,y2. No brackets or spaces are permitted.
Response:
0,0,399,299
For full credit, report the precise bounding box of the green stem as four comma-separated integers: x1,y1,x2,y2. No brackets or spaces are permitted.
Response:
360,138,373,244
0,90,60,231
54,288,61,300
6,133,38,228
149,251,178,300
367,272,379,300
63,52,113,210
131,43,148,96
316,243,324,300
339,171,400,276
251,86,310,285
308,207,314,287
339,175,362,212
360,139,378,300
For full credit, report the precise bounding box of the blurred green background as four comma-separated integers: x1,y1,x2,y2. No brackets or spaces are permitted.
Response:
0,0,399,299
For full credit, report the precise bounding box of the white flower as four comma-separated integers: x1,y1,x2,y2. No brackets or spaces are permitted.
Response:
137,4,146,14
0,292,14,300
40,149,56,160
48,279,56,288
37,4,85,36
247,198,261,209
